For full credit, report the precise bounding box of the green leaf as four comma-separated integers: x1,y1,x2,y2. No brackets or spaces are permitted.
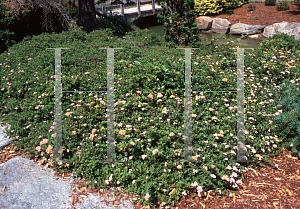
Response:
162,65,169,72
149,62,158,70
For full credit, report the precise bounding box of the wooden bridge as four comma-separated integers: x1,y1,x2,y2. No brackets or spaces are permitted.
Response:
95,0,162,22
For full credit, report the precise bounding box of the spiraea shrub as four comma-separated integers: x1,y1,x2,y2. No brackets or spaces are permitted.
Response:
259,33,300,53
1,24,300,208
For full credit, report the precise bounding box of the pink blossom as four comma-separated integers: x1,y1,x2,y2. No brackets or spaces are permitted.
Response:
144,193,151,201
197,186,203,193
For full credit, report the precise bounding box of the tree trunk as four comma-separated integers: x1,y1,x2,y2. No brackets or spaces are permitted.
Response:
78,0,99,33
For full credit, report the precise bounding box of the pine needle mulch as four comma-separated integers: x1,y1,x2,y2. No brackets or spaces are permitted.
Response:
1,143,299,209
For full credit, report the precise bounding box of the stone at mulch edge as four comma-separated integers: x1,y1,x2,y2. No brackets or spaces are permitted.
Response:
262,21,300,40
0,155,135,209
196,16,300,40
211,18,231,34
0,156,74,209
262,21,290,38
229,23,265,35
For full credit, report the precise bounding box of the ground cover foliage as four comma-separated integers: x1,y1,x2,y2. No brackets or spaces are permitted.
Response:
0,24,300,208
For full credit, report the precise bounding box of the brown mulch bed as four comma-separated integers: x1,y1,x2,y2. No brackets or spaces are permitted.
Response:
1,142,300,209
199,1,300,26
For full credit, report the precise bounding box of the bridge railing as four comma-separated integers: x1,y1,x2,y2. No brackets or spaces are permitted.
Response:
96,0,159,16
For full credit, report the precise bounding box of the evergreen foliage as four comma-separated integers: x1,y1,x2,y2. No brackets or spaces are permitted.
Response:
54,0,80,26
225,0,248,9
225,8,234,15
95,10,135,37
194,0,247,16
276,1,290,10
156,0,201,47
265,0,276,5
263,73,300,158
0,0,76,54
0,0,17,53
0,0,134,53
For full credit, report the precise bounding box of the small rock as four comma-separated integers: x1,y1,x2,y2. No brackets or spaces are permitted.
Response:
248,34,264,38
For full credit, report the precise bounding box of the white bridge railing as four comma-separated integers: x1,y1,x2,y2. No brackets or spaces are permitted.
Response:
96,0,159,17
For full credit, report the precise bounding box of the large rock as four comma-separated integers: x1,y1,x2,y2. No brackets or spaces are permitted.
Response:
0,156,135,209
211,18,231,34
196,16,213,30
0,122,15,151
262,21,300,40
262,21,289,37
230,23,265,35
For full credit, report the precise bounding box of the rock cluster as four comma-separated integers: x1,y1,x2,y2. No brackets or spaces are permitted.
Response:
196,16,300,40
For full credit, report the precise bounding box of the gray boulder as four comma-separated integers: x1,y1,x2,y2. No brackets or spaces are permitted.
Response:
295,35,300,40
0,122,15,152
0,156,135,209
262,21,300,40
262,21,289,38
211,18,231,34
230,23,265,35
196,16,213,30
